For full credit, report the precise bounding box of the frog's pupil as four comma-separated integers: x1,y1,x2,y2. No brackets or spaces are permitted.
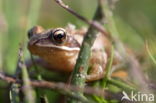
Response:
57,33,63,39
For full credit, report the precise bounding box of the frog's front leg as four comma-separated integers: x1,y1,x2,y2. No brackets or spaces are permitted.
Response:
86,50,107,82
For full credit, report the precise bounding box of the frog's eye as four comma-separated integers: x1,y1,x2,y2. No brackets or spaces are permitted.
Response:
52,28,67,44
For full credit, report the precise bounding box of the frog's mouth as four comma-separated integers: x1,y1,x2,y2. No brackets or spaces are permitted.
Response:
37,43,80,51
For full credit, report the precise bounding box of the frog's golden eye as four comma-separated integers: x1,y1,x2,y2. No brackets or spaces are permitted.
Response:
52,28,67,44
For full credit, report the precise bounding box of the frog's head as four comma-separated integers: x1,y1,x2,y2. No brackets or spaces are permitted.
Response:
28,26,80,53
27,26,80,71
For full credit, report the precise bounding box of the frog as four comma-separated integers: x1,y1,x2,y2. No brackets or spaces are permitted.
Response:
27,25,109,81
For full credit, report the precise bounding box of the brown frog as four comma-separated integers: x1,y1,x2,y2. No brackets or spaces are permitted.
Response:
28,25,109,81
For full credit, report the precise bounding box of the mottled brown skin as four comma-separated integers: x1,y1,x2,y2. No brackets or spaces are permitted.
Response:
28,25,108,81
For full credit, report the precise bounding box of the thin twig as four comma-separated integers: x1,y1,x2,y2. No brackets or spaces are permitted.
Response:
0,72,106,96
55,0,110,39
0,71,138,95
0,72,16,83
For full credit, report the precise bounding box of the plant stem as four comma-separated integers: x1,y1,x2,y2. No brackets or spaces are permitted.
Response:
19,46,36,103
107,78,136,92
69,1,104,103
9,83,21,103
101,46,114,88
101,0,149,92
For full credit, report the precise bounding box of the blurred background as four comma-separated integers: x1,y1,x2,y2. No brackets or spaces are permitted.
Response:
0,0,156,102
